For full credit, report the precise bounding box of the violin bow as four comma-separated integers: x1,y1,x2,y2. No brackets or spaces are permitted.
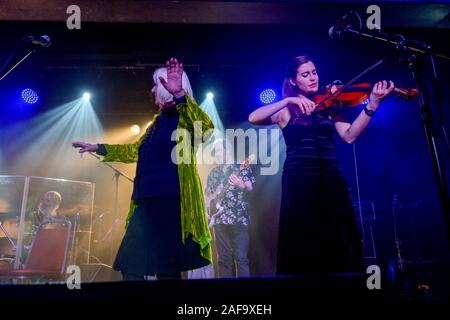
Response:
315,58,384,108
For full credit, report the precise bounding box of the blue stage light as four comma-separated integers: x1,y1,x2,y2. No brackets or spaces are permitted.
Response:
259,89,276,104
21,88,39,104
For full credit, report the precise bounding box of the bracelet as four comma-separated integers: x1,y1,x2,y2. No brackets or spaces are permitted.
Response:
173,94,187,105
364,105,376,117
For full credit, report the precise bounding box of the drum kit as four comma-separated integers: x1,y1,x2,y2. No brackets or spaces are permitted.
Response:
0,215,19,270
0,204,93,270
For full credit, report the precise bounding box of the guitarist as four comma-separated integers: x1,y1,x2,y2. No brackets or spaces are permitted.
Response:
205,142,255,278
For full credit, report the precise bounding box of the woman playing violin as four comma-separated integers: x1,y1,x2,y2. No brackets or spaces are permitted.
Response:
248,55,395,275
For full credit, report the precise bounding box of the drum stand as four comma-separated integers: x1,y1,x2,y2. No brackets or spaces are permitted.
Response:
0,221,16,250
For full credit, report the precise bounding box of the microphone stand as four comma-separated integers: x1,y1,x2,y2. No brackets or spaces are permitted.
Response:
88,152,134,264
391,195,408,295
343,27,450,61
0,36,37,81
0,49,35,81
337,22,450,245
0,221,16,248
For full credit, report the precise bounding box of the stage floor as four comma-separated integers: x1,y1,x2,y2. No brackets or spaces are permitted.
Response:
0,274,448,309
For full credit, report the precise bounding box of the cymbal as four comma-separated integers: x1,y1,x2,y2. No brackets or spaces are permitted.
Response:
57,205,92,216
0,212,19,221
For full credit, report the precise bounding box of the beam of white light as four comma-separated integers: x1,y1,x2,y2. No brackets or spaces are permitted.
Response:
0,152,5,173
4,97,104,179
107,127,143,144
199,98,224,140
196,97,226,186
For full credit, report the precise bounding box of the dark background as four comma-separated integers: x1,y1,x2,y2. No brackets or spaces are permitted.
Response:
0,1,449,294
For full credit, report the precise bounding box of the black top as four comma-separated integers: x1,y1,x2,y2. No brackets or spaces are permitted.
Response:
132,106,180,199
132,96,188,199
98,104,182,200
282,116,343,176
97,105,182,200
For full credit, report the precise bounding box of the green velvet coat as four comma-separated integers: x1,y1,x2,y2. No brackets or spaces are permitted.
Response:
99,94,214,263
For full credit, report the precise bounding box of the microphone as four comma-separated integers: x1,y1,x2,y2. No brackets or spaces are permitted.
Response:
329,11,353,39
24,35,51,47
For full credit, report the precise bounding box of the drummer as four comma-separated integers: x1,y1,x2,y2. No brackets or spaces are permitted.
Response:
37,191,63,223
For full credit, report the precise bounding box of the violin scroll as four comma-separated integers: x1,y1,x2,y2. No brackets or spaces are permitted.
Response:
394,87,419,100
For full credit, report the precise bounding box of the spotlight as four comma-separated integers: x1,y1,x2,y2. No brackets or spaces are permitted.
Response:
82,92,91,100
259,89,276,104
21,88,39,104
206,92,214,100
130,125,141,136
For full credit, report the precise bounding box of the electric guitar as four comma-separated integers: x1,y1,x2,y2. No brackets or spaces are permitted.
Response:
207,154,255,227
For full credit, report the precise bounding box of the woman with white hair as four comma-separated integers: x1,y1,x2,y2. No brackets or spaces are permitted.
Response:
73,58,214,280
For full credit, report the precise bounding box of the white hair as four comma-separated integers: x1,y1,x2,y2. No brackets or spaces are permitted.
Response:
152,67,194,105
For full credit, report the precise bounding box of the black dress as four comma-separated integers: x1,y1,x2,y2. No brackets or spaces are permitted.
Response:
276,116,363,275
112,106,209,276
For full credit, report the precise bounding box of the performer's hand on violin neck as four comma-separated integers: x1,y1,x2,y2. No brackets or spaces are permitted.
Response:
287,96,317,116
159,57,185,98
72,141,98,153
368,80,395,108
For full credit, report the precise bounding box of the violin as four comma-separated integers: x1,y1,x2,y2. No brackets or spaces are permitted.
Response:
312,82,419,112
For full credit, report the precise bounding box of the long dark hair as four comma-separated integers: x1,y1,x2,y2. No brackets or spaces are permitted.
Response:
282,55,313,98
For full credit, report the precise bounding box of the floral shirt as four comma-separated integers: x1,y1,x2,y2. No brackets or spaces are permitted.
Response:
206,164,255,226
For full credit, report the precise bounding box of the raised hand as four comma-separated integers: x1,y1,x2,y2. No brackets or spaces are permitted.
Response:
159,58,184,97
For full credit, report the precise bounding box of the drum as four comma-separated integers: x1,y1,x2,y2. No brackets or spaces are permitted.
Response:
0,257,14,270
0,218,19,239
0,218,18,257
0,238,16,257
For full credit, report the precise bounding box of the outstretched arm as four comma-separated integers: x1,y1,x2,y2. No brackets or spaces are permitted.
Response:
72,120,153,163
72,142,99,153
72,139,141,163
